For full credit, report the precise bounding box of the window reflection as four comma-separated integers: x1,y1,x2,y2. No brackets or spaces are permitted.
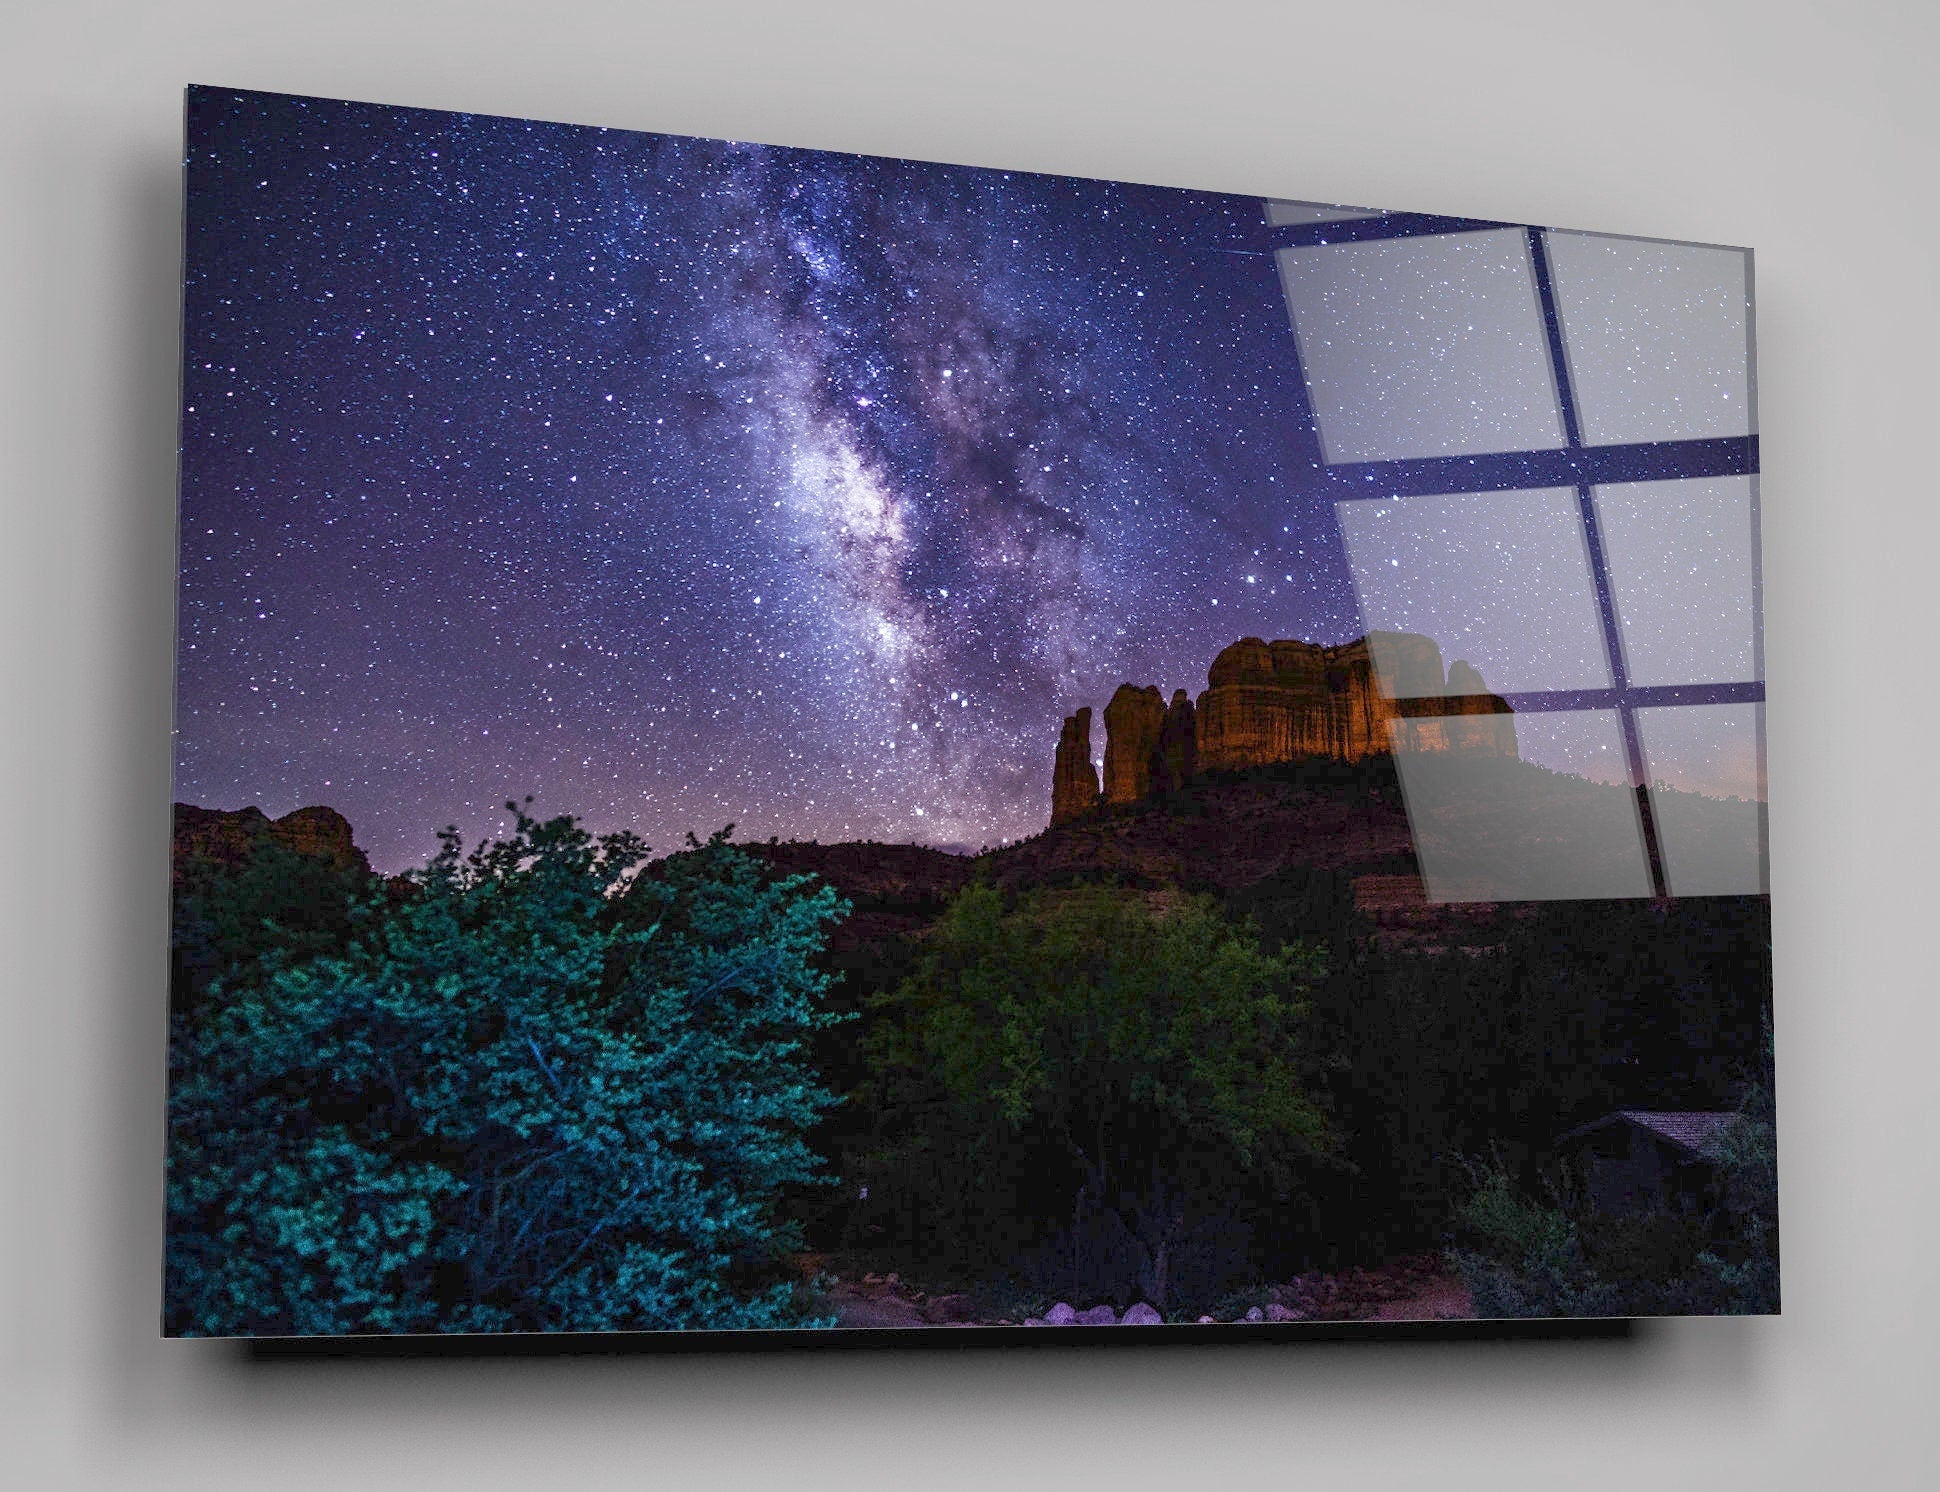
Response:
1267,207,1763,905
1392,708,1654,903
1594,476,1759,687
1544,230,1753,446
1337,489,1611,696
1635,703,1766,896
1277,229,1566,463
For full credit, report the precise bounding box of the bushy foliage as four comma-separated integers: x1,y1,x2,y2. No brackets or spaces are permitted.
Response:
1451,1163,1623,1319
860,882,1326,1312
1453,1045,1779,1319
165,810,849,1336
1692,1056,1780,1315
1253,886,1775,1264
170,838,368,1020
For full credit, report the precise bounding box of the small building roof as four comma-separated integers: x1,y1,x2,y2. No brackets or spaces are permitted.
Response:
1556,1109,1739,1162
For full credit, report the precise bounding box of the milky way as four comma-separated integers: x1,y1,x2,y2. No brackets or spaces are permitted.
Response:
174,89,1365,871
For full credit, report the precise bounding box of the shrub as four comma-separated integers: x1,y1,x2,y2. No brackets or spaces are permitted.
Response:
862,882,1326,1311
165,810,848,1335
1453,1044,1780,1318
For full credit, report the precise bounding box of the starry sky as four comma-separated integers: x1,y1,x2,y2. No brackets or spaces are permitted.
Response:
175,88,1376,870
174,88,1760,874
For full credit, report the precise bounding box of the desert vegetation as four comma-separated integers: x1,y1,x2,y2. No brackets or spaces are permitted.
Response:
166,764,1775,1333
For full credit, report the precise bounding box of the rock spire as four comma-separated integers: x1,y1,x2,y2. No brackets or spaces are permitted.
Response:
1051,632,1517,826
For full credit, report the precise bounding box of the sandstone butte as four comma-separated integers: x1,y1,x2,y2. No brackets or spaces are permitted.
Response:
171,802,372,883
1051,632,1519,826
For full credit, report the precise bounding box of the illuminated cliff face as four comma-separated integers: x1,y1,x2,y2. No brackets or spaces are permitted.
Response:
1194,634,1519,774
1051,708,1102,826
1055,633,1517,823
1102,684,1168,806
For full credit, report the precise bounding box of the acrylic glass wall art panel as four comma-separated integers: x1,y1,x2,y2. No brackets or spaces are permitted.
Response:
166,87,1775,1339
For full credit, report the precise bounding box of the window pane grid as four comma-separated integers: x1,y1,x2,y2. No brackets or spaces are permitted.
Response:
1270,207,1764,901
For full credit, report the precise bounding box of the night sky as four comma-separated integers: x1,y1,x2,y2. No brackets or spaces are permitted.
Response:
175,89,1363,871
175,89,1759,875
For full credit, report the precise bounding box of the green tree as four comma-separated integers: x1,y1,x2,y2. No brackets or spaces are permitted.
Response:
165,809,849,1336
867,883,1327,1312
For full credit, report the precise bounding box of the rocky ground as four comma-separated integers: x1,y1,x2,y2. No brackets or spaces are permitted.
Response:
1257,1253,1473,1323
805,1254,1471,1330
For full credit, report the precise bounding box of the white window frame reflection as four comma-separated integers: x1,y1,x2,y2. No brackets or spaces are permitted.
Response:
1264,206,1764,900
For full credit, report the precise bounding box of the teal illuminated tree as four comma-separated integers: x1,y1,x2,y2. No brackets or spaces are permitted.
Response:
165,808,848,1336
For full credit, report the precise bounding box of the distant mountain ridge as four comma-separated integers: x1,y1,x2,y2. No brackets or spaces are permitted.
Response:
168,632,1534,967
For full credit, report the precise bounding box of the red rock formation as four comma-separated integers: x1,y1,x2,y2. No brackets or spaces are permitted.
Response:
1102,683,1167,807
1156,689,1197,794
1197,636,1390,768
1060,633,1517,826
1197,633,1517,771
171,802,372,884
1051,707,1103,825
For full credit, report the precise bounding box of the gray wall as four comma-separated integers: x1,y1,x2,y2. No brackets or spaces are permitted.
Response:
3,2,1934,1486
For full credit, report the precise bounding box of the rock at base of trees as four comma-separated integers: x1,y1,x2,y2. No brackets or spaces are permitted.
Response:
1024,1299,1166,1327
